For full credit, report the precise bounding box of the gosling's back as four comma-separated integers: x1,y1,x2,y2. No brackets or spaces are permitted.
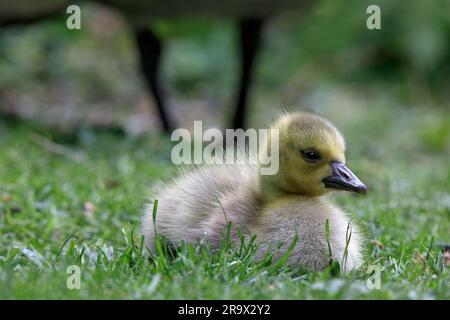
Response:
142,164,262,252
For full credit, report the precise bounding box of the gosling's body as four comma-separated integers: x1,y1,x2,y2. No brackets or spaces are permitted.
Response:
250,196,362,270
142,112,366,271
143,165,261,250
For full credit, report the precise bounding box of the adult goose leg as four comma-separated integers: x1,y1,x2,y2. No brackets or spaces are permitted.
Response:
135,28,173,132
232,18,264,130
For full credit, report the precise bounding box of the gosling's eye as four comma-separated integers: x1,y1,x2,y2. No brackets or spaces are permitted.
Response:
301,149,321,163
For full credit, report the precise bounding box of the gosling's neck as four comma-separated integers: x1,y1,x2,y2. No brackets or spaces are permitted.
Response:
258,173,319,203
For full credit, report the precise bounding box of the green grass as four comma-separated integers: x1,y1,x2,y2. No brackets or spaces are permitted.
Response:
0,100,449,299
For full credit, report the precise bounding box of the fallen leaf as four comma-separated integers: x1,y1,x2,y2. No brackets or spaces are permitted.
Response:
370,239,384,249
414,251,426,264
0,195,12,203
105,180,120,189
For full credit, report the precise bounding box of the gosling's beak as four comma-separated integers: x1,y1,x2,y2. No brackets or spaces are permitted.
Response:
323,162,367,194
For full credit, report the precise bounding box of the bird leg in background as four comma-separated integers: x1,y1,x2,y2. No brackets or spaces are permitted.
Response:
135,28,173,132
232,18,265,130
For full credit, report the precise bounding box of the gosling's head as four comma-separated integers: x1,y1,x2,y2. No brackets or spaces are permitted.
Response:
262,112,366,197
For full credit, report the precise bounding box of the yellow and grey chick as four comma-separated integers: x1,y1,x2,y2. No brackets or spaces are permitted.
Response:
141,112,367,271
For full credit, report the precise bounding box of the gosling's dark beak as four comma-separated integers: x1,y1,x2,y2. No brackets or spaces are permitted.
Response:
323,162,367,194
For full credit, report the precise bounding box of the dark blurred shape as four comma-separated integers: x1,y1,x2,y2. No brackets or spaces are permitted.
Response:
0,0,315,132
0,1,69,26
0,1,449,133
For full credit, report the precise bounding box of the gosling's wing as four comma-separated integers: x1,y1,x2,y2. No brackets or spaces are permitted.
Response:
141,164,258,251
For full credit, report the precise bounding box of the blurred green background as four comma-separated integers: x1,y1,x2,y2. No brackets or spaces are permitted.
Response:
0,0,449,132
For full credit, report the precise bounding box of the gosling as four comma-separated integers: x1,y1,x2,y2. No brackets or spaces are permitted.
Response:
141,112,367,271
